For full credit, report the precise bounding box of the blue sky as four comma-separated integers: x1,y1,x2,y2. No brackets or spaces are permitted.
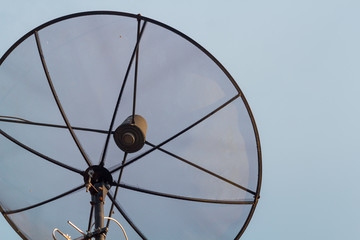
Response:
1,0,360,239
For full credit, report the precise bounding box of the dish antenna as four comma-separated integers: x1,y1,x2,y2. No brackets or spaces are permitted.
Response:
0,11,262,240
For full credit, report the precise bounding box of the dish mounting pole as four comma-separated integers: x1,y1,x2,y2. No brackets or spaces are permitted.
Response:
84,166,113,240
91,182,108,240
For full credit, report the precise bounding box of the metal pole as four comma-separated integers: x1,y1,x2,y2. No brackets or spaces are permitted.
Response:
91,182,108,240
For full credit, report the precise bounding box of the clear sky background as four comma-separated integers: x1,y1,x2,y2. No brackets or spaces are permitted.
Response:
1,0,359,239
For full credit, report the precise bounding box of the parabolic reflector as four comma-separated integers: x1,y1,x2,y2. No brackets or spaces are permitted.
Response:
0,11,262,240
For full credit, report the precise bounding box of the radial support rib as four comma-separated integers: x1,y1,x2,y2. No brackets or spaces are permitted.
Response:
99,21,147,167
0,117,108,134
112,182,254,205
145,141,256,195
4,184,84,215
107,193,147,240
110,94,240,174
106,152,128,229
34,31,92,167
0,129,84,175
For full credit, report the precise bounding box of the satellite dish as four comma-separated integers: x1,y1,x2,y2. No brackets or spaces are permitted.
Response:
0,11,262,240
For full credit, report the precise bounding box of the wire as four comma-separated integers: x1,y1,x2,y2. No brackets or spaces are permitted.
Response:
0,115,32,122
52,228,71,240
83,216,128,239
104,217,128,240
67,221,86,236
